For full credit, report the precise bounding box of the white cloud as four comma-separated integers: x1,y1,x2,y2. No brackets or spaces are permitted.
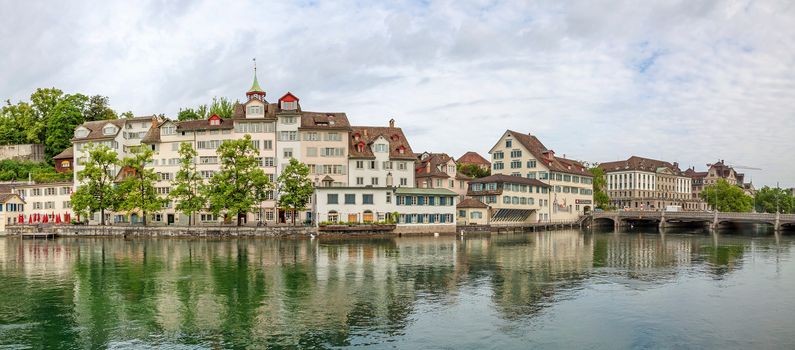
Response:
1,0,793,187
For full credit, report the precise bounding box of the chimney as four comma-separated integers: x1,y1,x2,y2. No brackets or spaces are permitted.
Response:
363,129,368,137
389,118,395,128
673,162,679,169
546,150,555,161
150,117,158,130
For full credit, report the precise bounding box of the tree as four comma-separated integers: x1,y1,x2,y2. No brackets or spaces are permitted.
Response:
84,95,117,121
277,158,314,226
170,143,205,225
72,143,119,225
177,108,201,121
116,147,163,226
700,179,753,212
45,94,88,160
209,97,235,119
588,166,610,210
457,163,490,179
754,186,795,214
206,135,272,225
120,111,135,119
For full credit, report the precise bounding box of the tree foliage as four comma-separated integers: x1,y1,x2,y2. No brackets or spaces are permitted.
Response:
588,166,610,210
700,179,753,212
72,144,119,225
177,108,201,121
170,143,206,225
456,163,490,179
209,97,235,119
116,147,163,225
277,158,314,225
754,186,795,214
84,95,118,121
0,159,71,182
206,135,272,225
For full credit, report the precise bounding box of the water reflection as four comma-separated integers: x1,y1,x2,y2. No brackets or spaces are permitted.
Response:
0,230,792,349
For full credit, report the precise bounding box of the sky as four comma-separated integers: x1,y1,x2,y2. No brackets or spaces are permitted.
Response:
1,0,794,187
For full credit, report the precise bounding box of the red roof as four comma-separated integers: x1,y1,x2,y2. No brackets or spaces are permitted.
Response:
279,92,299,102
457,151,490,166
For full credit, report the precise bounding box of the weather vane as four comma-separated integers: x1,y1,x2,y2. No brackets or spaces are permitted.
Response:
253,57,257,74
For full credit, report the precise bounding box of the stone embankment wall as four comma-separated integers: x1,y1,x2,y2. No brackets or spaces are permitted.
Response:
4,225,316,237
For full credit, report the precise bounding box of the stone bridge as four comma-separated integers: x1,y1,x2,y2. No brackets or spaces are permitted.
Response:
590,211,795,231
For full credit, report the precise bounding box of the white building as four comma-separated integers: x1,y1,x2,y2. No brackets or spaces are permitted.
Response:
347,120,415,189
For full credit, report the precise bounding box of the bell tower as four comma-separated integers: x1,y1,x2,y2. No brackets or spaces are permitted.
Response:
246,58,266,102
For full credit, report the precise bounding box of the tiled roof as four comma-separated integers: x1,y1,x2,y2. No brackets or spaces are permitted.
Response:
683,168,707,178
72,116,157,142
507,130,591,177
176,118,234,132
468,174,550,187
53,147,73,160
598,156,684,175
416,152,454,179
348,125,415,160
0,193,22,203
457,198,488,209
299,112,351,131
457,151,491,166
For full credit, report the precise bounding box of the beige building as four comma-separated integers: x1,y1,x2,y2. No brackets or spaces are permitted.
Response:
467,174,551,223
299,110,351,187
599,156,698,211
488,130,594,221
456,197,490,225
415,152,470,200
8,181,74,221
0,193,25,233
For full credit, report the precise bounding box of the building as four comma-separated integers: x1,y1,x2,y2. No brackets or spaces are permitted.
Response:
0,144,44,162
683,167,708,211
52,147,74,173
415,152,470,199
456,198,490,225
347,119,416,189
8,181,74,221
299,108,351,188
0,193,25,233
599,156,696,210
313,186,458,233
488,130,594,221
467,174,551,223
456,151,491,170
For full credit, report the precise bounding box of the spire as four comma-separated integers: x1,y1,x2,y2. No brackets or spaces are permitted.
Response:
247,58,265,98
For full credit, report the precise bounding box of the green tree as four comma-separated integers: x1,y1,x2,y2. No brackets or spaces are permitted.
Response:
206,135,272,225
277,158,314,225
0,159,70,182
72,143,119,225
754,186,795,214
456,163,490,179
177,108,201,121
208,97,235,119
700,179,753,212
120,111,135,119
116,147,163,226
0,100,37,144
84,95,117,121
45,94,88,160
588,166,610,210
196,104,208,119
170,143,205,225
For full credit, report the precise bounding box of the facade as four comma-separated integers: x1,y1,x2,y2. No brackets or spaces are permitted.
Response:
52,147,74,173
488,130,594,221
347,120,415,189
8,181,74,221
456,151,491,170
0,144,44,162
683,168,709,211
456,198,490,225
313,187,458,233
467,174,551,223
599,156,697,211
415,152,470,199
0,193,25,233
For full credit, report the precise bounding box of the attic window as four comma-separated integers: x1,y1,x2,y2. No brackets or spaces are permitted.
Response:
397,146,405,154
74,129,89,138
353,133,361,141
102,125,116,136
281,101,297,110
357,142,365,153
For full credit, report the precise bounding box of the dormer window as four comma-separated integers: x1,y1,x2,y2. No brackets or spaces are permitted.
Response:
74,128,89,138
397,146,406,154
374,144,388,153
357,142,365,153
281,101,297,110
247,105,262,116
161,125,176,136
279,92,299,110
209,114,222,126
102,124,116,136
353,133,361,141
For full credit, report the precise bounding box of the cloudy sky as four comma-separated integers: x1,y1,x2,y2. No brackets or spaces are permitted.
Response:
2,0,793,187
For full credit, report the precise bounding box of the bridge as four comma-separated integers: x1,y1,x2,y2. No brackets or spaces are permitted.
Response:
590,210,795,231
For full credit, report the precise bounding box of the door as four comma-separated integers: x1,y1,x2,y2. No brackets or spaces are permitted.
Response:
348,213,358,223
167,214,175,225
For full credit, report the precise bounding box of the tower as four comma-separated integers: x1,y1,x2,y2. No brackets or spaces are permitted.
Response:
246,58,266,102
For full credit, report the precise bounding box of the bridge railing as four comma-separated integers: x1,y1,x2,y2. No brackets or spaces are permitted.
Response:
717,212,776,220
779,214,795,221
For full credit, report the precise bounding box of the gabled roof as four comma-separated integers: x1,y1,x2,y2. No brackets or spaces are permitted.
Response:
0,193,24,203
53,147,73,160
457,151,491,166
299,112,351,131
416,152,455,179
468,174,550,187
348,124,415,160
176,116,234,131
72,116,157,142
457,198,488,209
505,130,592,177
598,156,683,175
279,92,299,102
683,168,707,179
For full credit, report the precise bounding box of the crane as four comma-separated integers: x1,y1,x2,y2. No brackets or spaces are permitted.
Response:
706,160,762,171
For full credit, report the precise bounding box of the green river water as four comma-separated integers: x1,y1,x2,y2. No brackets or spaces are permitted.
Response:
0,228,793,349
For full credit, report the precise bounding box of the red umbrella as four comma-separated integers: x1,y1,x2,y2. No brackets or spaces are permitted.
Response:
55,213,62,224
65,213,71,223
42,214,49,224
18,214,23,223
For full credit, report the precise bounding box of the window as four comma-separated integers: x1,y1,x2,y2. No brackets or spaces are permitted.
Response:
398,162,407,170
459,210,466,218
304,132,319,141
247,106,262,115
363,194,374,204
471,212,482,219
386,193,391,203
356,177,364,185
325,132,341,141
374,144,388,152
356,160,364,169
510,149,522,158
371,177,379,185
449,180,454,187
281,116,297,124
103,125,116,135
527,160,537,168
263,157,275,167
158,172,172,181
510,161,522,169
344,194,356,204
283,148,293,158
307,147,317,157
321,148,344,157
493,162,504,170
327,194,338,204
503,196,511,204
60,187,72,195
400,178,407,186
383,161,393,170
368,161,377,170
161,125,176,136
199,156,218,164
493,151,504,160
74,128,89,138
505,139,512,147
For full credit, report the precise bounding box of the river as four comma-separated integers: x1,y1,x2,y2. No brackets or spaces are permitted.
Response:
0,228,793,349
